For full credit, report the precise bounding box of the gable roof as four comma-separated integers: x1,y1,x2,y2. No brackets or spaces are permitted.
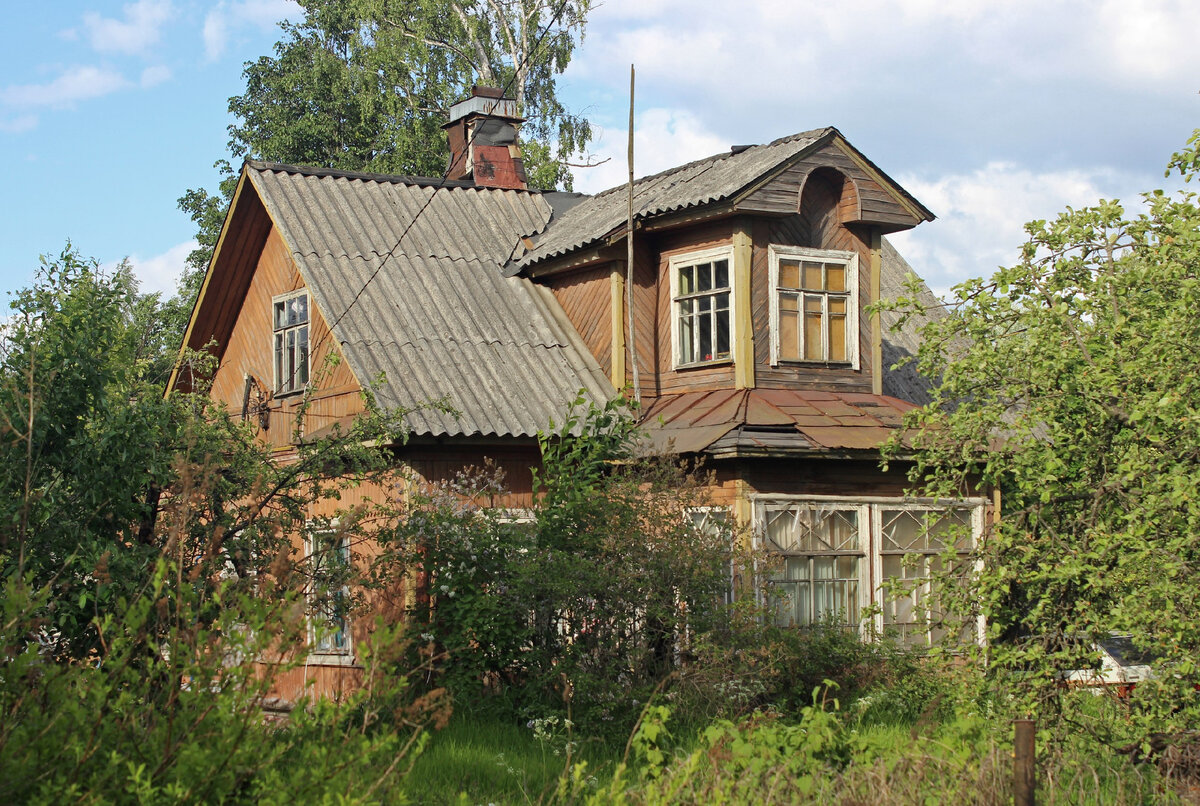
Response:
203,161,614,439
508,127,934,275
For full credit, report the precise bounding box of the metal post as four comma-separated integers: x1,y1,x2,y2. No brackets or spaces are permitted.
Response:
1014,718,1036,806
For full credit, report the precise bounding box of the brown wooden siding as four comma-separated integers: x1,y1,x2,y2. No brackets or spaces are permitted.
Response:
209,226,364,451
651,222,737,396
736,141,921,232
545,264,613,374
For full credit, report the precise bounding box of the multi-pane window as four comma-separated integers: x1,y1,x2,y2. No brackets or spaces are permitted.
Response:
770,246,857,366
879,507,975,648
756,498,981,644
762,504,863,628
273,291,309,394
672,249,732,366
306,529,350,656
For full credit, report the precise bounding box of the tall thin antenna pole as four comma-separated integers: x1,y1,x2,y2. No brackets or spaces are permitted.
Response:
626,64,641,406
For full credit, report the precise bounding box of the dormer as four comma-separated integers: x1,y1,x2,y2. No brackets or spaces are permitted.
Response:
508,129,934,402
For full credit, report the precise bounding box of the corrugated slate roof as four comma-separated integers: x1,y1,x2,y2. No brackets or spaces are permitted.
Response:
879,237,946,406
637,389,916,456
247,162,613,438
508,129,832,273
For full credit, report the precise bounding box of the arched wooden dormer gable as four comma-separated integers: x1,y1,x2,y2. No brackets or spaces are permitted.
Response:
797,165,859,251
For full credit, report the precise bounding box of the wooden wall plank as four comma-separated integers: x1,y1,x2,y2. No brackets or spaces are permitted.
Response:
545,264,613,373
210,226,364,451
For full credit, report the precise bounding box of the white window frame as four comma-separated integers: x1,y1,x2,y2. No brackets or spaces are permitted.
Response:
873,502,984,648
752,494,985,645
272,290,310,395
686,506,736,606
756,500,869,631
304,526,354,664
669,246,736,369
768,245,859,368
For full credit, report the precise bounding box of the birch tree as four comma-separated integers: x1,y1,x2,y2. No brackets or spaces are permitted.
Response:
176,0,593,315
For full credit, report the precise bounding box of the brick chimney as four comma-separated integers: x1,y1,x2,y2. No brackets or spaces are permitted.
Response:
444,86,528,190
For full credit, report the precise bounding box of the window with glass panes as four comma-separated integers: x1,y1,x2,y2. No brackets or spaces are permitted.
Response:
273,291,309,394
879,506,975,648
769,247,856,365
761,503,863,628
306,529,351,655
671,249,732,366
755,498,982,642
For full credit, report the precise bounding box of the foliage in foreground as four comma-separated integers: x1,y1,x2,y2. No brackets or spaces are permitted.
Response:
370,397,738,737
881,128,1200,742
0,559,437,805
0,248,434,801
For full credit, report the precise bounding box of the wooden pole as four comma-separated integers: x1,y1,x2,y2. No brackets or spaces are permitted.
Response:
1014,718,1036,806
626,64,641,406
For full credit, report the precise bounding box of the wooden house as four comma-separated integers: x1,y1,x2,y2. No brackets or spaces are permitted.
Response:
170,87,989,697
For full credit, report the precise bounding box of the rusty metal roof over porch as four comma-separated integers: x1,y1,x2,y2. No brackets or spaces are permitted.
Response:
636,388,916,456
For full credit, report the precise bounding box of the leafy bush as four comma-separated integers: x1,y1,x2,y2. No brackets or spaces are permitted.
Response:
371,397,735,736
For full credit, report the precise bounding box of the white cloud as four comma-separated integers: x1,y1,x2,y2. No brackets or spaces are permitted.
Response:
0,114,38,133
203,0,300,61
887,163,1148,297
140,65,172,88
2,66,130,108
83,0,173,56
126,240,196,296
573,107,730,194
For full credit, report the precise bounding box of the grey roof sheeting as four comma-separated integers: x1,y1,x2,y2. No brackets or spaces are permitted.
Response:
879,237,946,406
507,129,832,274
247,162,613,438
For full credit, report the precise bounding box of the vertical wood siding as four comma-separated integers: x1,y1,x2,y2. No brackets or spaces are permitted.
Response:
545,264,613,373
209,226,364,451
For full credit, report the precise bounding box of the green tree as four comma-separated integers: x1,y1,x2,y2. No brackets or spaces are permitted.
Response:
176,0,594,308
885,129,1200,737
0,245,407,660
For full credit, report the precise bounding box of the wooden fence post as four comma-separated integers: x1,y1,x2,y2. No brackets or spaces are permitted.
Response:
1014,718,1036,806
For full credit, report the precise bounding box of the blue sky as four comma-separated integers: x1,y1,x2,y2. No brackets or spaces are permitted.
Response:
3,0,1199,301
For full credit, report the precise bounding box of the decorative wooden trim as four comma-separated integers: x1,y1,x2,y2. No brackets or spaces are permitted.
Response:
830,137,930,224
870,229,883,395
610,265,626,388
732,220,755,389
166,170,251,395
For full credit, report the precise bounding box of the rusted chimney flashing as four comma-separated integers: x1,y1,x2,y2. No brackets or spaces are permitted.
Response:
473,85,505,99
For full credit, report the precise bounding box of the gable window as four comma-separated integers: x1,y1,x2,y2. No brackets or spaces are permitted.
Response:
670,247,733,367
769,246,858,367
305,527,351,658
273,291,309,395
755,497,982,646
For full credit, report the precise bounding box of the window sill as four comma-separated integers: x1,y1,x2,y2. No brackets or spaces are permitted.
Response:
271,387,311,405
304,652,358,667
770,360,856,369
674,358,734,371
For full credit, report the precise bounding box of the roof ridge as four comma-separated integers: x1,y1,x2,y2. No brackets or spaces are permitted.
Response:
244,159,543,192
585,126,834,200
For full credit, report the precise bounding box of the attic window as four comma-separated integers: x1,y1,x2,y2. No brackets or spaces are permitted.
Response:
273,291,309,395
769,246,858,367
670,247,734,367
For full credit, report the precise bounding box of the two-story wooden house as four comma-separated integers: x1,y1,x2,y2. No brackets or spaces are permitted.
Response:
170,87,988,696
